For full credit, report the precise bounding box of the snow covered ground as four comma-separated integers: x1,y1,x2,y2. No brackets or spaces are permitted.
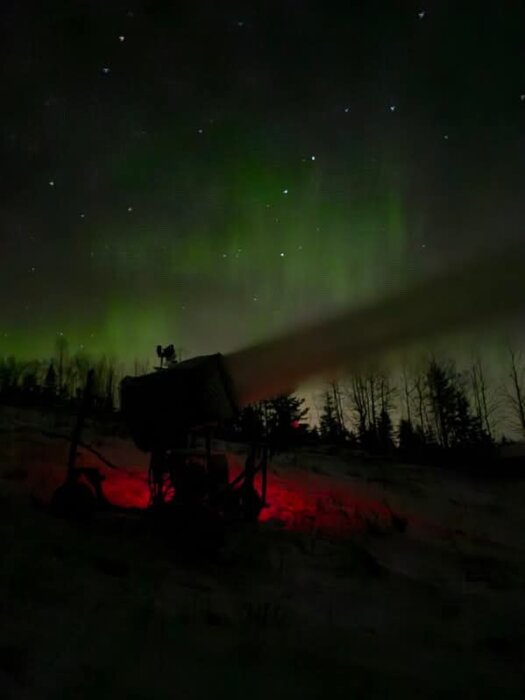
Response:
1,405,525,698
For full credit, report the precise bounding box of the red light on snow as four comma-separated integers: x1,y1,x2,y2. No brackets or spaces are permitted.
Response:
99,461,397,537
291,420,301,429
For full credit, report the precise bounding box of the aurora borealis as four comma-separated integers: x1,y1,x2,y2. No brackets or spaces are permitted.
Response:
2,1,525,364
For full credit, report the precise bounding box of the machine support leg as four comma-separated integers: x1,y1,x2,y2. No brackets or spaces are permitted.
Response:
244,442,256,491
205,429,212,472
261,444,268,506
67,369,95,479
149,449,167,508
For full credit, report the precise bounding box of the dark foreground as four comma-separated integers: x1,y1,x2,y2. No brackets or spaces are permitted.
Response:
1,407,525,699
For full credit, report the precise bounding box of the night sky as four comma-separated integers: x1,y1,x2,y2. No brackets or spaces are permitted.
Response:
2,1,525,363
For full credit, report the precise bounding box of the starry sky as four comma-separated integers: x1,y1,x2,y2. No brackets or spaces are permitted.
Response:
2,1,525,363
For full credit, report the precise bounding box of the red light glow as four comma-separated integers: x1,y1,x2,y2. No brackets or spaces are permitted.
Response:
99,459,396,536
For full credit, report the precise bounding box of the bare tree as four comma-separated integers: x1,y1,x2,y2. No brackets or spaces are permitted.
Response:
367,374,377,432
55,335,69,395
401,366,413,424
413,373,431,437
377,372,396,415
346,371,396,451
470,354,496,440
505,348,525,438
349,375,369,439
330,380,346,435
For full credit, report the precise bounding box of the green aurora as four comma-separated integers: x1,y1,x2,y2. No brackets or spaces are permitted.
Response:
4,122,411,363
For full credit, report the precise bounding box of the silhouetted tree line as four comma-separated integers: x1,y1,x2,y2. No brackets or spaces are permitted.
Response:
224,393,312,455
313,350,525,463
394,358,495,464
2,337,525,463
0,338,122,415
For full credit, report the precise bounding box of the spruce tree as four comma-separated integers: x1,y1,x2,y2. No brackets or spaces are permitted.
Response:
264,393,308,451
319,391,342,442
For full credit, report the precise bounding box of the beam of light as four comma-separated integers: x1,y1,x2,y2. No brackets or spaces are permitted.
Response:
224,245,525,406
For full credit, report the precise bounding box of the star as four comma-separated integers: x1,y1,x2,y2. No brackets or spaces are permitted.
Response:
344,107,350,113
31,266,36,272
279,252,285,257
521,94,525,102
237,21,245,28
443,134,449,140
311,155,316,161
80,213,86,218
127,206,133,212
197,128,204,134
102,67,110,74
418,10,425,20
48,180,55,187
389,105,397,112
118,35,125,42
282,189,289,195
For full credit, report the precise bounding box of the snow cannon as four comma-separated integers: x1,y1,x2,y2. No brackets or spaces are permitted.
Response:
120,353,238,452
119,351,268,528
